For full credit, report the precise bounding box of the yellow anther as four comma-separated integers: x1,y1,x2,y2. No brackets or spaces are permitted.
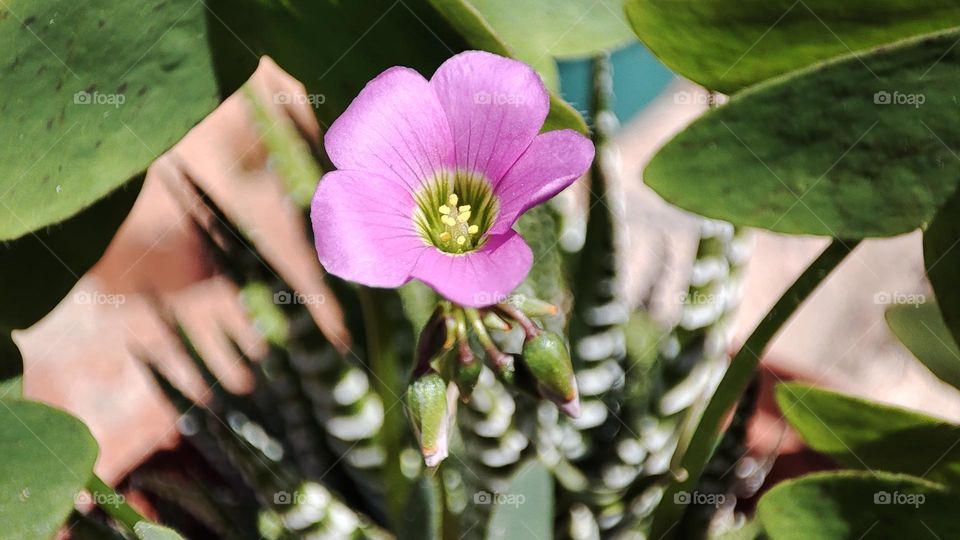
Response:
439,231,452,241
456,235,467,246
468,225,479,234
447,194,459,206
458,205,471,212
441,215,457,227
439,205,451,215
457,211,471,223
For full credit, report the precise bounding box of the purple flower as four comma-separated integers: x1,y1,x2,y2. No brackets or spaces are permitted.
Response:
311,51,594,307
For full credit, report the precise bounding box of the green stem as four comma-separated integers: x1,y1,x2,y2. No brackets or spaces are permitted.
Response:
358,287,411,529
649,239,858,538
86,474,146,533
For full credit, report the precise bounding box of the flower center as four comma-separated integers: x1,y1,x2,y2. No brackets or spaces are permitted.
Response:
413,170,498,254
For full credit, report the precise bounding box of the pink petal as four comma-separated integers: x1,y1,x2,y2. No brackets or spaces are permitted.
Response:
430,51,549,184
411,232,533,307
311,170,427,288
324,67,455,193
489,130,595,234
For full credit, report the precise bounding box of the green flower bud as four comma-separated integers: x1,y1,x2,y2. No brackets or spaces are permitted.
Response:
521,331,580,418
505,294,558,318
405,372,451,467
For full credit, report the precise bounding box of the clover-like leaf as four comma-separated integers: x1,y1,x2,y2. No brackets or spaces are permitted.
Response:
0,400,99,540
0,0,232,241
758,471,960,539
776,383,960,486
886,302,960,391
645,28,960,238
625,0,960,93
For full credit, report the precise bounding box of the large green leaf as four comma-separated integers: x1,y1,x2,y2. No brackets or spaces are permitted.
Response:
757,471,960,540
0,400,99,540
776,383,960,486
886,303,960,391
645,28,960,238
486,460,553,540
625,0,960,94
471,0,633,60
0,174,143,331
0,0,231,241
924,187,960,368
208,0,585,135
465,0,634,90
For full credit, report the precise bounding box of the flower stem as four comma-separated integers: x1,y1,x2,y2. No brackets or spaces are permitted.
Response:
464,308,511,371
649,239,858,538
493,303,541,339
86,473,146,533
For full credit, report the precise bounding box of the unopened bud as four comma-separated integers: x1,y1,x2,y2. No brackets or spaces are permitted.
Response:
405,372,451,467
506,295,558,318
521,332,580,418
482,311,511,332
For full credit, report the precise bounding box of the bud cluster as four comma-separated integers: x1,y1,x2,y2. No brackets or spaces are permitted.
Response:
404,295,580,466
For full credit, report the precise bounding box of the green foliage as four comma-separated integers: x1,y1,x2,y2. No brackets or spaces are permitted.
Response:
0,0,228,241
625,0,960,93
757,471,960,539
485,461,553,540
134,522,185,540
466,0,634,89
0,400,98,540
924,187,960,360
886,303,960,391
645,28,960,238
777,383,960,486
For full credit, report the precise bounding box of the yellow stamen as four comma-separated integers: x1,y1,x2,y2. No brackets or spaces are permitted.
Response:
439,205,451,215
468,225,479,234
441,215,457,227
457,211,471,223
456,235,466,246
458,205,471,212
447,193,459,206
439,231,452,241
